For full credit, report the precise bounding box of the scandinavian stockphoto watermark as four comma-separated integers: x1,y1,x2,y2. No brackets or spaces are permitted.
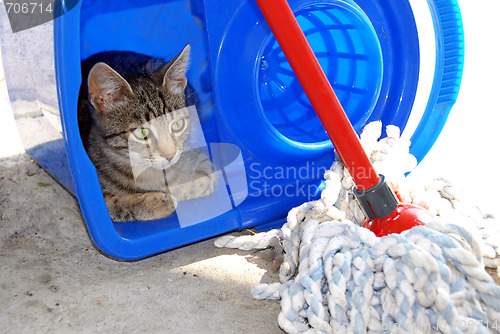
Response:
332,319,499,332
381,319,499,332
248,161,328,201
3,0,78,33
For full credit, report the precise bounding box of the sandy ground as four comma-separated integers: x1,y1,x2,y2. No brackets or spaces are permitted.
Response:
0,154,283,333
0,158,283,334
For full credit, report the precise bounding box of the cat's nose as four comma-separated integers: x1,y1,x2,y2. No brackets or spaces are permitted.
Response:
166,153,176,162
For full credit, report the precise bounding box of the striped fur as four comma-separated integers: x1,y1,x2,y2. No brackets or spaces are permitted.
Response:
78,45,217,222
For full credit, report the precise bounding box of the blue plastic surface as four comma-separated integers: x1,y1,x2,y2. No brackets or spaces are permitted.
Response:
409,0,464,161
54,0,464,259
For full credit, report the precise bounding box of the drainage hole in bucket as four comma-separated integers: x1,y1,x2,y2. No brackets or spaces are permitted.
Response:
258,3,383,145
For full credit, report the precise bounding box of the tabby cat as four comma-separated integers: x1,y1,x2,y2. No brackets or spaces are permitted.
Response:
78,45,217,222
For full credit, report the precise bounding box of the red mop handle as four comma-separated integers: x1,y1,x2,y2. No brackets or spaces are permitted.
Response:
256,0,379,190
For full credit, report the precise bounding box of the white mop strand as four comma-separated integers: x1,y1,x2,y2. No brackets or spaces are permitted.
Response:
215,122,500,333
214,229,282,251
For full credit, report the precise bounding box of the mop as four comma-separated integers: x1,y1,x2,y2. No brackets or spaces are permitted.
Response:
216,121,500,333
215,0,500,332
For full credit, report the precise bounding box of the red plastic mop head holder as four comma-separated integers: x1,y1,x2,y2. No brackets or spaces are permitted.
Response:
363,203,434,237
255,0,434,236
354,175,433,237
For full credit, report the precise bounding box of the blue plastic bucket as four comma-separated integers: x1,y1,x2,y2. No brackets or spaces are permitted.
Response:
51,0,463,259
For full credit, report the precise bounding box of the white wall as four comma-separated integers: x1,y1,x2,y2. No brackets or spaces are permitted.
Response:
414,0,500,217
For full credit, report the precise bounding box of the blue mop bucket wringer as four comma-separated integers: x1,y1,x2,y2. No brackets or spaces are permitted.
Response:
54,0,464,259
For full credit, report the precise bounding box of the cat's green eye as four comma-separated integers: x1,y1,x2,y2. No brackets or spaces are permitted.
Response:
132,127,150,139
171,119,185,132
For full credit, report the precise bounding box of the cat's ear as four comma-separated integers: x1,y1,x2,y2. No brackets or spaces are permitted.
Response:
88,63,135,113
162,44,190,95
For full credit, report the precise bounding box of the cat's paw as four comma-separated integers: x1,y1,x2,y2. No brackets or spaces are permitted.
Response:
171,170,218,202
197,170,218,197
138,192,177,221
105,192,177,222
194,158,218,196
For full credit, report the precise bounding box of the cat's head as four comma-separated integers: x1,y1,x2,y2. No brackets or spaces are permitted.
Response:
87,45,191,170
